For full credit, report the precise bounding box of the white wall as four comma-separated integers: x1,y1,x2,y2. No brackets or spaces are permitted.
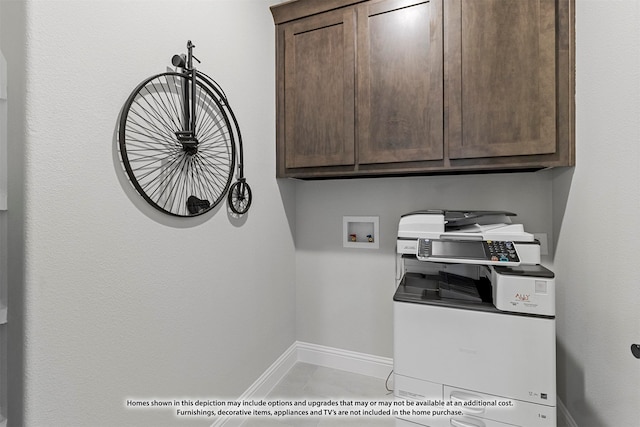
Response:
3,0,639,425
4,0,296,426
552,1,640,425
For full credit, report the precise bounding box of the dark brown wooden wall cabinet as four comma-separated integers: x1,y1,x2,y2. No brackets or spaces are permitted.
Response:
271,0,575,179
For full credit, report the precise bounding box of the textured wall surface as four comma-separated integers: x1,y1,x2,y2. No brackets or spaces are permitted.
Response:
13,1,296,425
553,1,640,425
294,173,554,358
3,0,640,425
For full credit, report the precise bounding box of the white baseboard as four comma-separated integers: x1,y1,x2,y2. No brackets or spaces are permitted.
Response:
296,341,393,379
214,342,576,427
558,398,578,427
210,342,298,427
211,341,393,427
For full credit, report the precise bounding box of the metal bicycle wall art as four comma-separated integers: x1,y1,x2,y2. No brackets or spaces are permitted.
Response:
118,41,252,217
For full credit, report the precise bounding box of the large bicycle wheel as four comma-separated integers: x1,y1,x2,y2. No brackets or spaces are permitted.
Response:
119,72,235,217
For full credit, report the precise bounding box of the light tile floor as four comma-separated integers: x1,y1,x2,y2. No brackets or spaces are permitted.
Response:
240,362,395,426
240,363,569,427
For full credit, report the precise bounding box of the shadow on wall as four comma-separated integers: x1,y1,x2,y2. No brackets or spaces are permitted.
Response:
0,0,27,425
556,340,606,427
277,178,296,242
551,166,575,255
111,98,249,229
553,166,608,426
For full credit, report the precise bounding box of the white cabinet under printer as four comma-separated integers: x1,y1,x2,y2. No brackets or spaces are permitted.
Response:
393,210,556,427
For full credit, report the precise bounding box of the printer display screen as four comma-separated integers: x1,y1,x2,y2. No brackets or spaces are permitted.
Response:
431,241,486,258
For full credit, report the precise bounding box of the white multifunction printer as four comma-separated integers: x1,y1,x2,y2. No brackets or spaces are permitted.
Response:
393,210,556,427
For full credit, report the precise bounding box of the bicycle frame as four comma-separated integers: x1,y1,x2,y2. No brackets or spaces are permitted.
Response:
171,41,246,181
119,40,251,217
167,40,252,215
196,70,246,182
172,41,199,155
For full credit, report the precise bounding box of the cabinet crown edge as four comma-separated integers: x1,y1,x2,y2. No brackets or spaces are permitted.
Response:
271,0,366,24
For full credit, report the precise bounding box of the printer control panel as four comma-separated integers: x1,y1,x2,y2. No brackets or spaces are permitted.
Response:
417,239,520,265
485,240,520,263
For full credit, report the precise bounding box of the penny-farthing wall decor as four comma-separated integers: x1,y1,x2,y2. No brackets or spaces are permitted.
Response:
118,41,252,217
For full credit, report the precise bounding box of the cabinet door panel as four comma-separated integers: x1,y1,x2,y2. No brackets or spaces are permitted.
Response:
357,0,444,164
447,0,556,159
284,9,356,168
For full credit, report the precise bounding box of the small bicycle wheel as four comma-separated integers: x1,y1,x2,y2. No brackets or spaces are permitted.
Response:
119,72,235,217
228,180,252,215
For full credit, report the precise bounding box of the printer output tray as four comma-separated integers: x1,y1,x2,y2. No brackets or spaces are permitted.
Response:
394,272,500,314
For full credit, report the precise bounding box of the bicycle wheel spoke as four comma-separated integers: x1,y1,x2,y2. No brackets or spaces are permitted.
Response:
197,107,230,146
227,181,251,215
157,155,189,214
138,156,182,198
193,154,227,200
136,87,180,140
119,72,235,217
195,88,225,138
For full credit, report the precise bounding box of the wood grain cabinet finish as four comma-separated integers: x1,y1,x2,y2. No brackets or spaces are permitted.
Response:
447,0,556,160
283,8,356,169
357,0,444,166
271,0,574,178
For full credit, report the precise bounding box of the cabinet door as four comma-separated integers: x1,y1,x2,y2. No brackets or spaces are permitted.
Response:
357,0,444,165
446,0,557,159
283,9,356,169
